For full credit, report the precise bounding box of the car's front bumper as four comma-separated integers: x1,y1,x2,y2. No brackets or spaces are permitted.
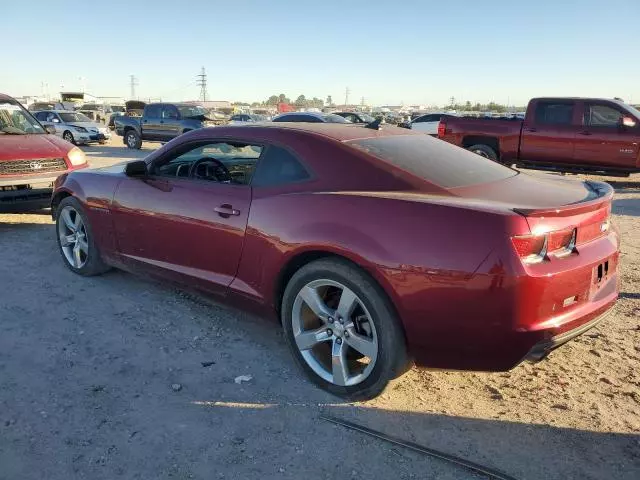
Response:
88,131,111,142
0,182,55,209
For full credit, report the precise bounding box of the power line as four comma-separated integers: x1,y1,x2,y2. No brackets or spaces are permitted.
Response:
129,75,138,100
196,67,208,102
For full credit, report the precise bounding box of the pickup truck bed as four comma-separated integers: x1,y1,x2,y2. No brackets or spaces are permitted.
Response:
438,98,640,176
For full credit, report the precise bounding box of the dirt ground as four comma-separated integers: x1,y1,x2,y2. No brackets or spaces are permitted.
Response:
0,138,638,480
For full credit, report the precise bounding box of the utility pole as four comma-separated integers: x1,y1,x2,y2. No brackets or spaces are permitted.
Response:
360,96,365,107
197,67,208,102
344,87,350,107
129,75,138,100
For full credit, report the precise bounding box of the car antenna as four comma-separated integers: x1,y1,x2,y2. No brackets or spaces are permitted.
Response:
364,117,383,130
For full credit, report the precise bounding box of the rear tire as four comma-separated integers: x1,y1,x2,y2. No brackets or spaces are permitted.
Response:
281,258,409,401
467,144,498,161
125,130,142,149
55,197,111,276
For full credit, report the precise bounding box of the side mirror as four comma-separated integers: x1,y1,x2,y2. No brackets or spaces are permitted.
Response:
45,125,57,134
125,160,148,177
621,116,637,128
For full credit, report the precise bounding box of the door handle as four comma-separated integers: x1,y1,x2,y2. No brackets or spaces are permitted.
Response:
214,204,240,217
578,131,592,136
525,127,537,133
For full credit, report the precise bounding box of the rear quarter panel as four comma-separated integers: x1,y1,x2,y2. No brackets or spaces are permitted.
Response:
233,191,526,345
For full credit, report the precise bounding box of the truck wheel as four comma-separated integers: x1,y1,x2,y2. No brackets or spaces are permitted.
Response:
125,130,142,149
62,131,76,145
467,144,498,161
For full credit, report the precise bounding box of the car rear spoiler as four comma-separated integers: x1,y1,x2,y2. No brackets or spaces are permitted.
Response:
513,181,613,217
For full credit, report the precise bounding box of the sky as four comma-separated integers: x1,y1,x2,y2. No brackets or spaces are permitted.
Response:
2,0,639,107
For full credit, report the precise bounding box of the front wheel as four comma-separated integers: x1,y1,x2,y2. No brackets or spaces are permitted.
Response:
62,131,76,145
125,130,142,149
281,258,408,400
55,197,110,276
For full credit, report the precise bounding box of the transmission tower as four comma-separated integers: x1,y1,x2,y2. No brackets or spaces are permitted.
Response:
344,86,351,106
197,67,208,102
129,75,138,99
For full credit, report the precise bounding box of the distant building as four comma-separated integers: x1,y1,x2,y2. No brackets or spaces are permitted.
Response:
60,92,99,104
183,100,232,110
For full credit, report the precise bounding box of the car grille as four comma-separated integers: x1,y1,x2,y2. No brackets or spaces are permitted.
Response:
0,158,67,176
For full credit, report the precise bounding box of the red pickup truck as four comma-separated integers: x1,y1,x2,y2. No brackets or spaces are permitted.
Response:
438,98,640,176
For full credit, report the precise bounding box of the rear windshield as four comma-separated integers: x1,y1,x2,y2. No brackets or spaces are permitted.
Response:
348,134,517,188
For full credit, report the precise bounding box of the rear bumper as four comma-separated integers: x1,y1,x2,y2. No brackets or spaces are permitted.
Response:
394,229,620,372
525,306,613,361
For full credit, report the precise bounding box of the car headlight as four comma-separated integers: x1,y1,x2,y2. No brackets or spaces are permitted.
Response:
73,126,88,133
67,147,87,166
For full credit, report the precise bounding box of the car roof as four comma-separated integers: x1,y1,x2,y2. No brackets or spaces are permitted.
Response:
34,110,80,114
275,111,326,118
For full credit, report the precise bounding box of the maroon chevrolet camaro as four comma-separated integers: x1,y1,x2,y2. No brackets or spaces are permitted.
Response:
51,123,619,399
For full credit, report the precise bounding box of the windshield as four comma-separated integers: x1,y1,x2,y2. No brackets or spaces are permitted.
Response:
0,101,45,134
111,106,125,113
323,114,350,123
348,134,517,189
178,106,207,118
60,112,92,123
359,113,375,122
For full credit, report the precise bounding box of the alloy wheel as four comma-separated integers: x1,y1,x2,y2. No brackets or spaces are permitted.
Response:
126,132,137,148
58,206,89,269
472,149,490,158
291,279,378,386
63,132,73,143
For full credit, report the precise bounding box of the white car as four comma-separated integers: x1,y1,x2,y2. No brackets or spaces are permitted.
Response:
409,112,451,135
33,110,111,145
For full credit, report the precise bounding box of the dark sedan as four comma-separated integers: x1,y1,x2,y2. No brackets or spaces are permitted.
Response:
272,112,349,123
333,111,376,123
51,123,619,399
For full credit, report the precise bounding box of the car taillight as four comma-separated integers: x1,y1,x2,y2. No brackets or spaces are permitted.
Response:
437,120,446,138
511,235,548,264
511,228,577,264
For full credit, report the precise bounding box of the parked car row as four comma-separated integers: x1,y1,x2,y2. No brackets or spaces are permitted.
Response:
33,110,111,145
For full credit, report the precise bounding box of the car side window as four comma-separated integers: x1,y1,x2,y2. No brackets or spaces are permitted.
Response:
153,141,262,185
145,105,161,119
584,104,622,128
162,105,179,120
35,112,47,121
413,115,427,123
251,145,310,187
534,102,574,125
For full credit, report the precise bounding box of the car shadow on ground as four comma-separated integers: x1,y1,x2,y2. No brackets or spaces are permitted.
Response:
606,179,640,193
620,292,640,300
187,396,640,479
613,198,640,218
